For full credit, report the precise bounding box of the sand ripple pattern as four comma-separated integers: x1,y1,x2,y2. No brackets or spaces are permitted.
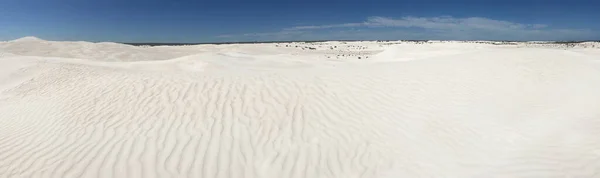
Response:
1,48,600,178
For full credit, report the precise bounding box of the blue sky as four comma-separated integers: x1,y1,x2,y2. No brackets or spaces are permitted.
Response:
1,0,599,42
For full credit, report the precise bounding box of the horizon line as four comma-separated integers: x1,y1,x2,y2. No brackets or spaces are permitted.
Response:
119,39,600,46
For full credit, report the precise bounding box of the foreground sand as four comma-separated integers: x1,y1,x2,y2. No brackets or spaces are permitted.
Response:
1,37,600,178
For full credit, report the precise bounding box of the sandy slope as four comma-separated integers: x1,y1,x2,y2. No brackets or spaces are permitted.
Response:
1,38,600,178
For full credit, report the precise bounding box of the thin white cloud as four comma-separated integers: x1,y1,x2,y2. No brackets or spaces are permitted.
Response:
288,16,549,31
531,24,548,29
284,22,365,31
216,34,234,38
218,30,305,38
217,16,595,41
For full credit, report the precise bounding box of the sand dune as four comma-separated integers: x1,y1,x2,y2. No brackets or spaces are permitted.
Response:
0,37,210,62
1,38,600,178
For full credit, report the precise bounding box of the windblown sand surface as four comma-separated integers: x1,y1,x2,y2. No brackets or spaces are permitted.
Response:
1,37,600,178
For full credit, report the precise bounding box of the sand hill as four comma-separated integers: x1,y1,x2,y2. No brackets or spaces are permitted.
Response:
1,37,600,178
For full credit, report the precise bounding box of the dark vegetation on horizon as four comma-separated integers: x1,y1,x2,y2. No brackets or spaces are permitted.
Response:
122,40,600,46
123,40,372,46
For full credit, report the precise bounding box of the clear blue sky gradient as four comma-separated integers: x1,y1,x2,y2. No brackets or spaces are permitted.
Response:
1,0,599,42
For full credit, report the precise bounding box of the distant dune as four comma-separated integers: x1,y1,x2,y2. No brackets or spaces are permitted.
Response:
1,37,600,178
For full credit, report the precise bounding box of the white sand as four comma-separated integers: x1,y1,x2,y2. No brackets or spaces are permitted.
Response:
1,37,600,178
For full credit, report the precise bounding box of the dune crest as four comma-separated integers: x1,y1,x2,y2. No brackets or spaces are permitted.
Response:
11,36,45,42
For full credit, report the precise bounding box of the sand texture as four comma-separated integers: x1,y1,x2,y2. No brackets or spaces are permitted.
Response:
1,37,600,178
